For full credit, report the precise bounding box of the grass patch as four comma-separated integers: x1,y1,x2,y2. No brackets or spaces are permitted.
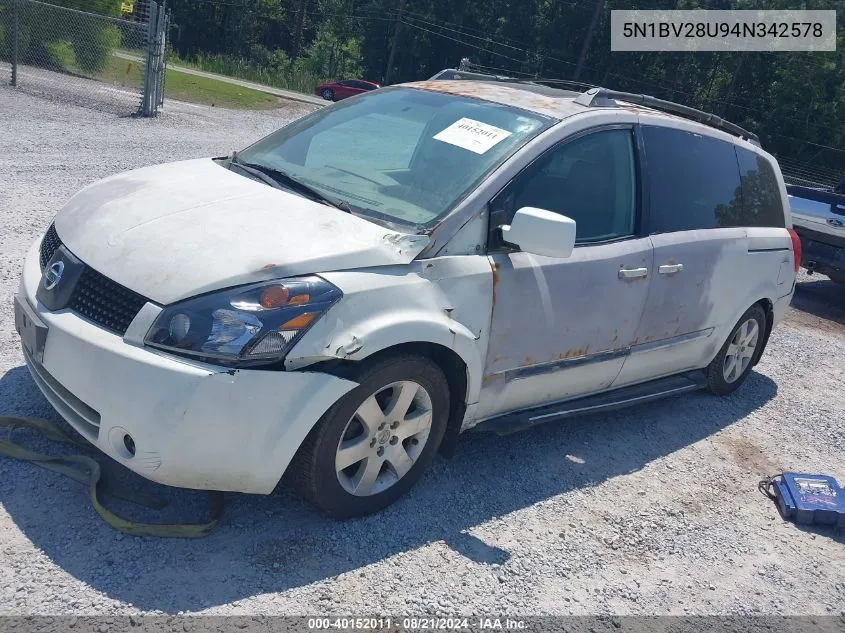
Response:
95,54,143,85
96,55,283,110
163,70,282,109
168,51,321,96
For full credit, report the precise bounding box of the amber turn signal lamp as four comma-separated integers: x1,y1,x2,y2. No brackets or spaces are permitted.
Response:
280,312,318,330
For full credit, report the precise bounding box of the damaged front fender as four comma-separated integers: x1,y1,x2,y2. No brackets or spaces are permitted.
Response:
285,257,493,407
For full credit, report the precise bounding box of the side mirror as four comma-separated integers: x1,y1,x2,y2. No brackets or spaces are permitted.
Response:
500,207,576,258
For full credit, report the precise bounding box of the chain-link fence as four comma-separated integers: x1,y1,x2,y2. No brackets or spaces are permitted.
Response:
777,155,843,191
0,0,165,115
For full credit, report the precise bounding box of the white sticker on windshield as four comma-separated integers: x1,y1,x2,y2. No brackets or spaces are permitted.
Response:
433,118,512,154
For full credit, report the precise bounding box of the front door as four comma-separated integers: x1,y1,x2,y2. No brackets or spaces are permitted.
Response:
476,126,654,420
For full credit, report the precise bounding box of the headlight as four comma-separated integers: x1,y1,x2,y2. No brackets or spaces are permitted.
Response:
144,276,341,366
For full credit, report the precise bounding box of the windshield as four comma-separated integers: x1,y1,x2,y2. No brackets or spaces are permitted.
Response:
237,87,554,229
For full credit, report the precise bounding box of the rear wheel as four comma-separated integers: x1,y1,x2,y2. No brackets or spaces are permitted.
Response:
290,355,449,518
321,88,334,101
705,304,766,395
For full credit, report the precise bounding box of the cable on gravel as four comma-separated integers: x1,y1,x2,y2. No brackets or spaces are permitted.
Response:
0,415,223,538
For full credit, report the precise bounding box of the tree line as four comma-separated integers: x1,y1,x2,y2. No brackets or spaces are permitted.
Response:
3,0,842,176
166,0,845,176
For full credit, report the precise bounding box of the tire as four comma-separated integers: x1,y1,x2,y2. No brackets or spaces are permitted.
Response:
321,88,334,101
705,304,767,396
290,354,449,519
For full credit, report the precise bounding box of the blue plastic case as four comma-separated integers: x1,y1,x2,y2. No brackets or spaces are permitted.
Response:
773,473,845,527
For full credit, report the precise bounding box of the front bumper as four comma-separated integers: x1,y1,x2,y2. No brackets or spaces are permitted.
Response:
16,239,357,494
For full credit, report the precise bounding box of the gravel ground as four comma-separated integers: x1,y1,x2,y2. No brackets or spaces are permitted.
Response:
4,62,146,116
0,85,844,617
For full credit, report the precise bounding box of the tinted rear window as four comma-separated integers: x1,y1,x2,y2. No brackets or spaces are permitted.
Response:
642,126,742,233
736,147,785,227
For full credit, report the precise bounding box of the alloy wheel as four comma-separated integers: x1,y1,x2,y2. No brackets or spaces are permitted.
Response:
722,318,760,383
335,380,433,496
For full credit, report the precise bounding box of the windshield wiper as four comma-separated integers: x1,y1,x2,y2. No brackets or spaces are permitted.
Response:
229,153,352,213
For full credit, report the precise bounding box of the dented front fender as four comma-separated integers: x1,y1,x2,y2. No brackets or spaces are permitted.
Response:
285,257,494,406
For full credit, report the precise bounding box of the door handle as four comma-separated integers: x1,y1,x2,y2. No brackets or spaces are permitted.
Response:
619,267,648,279
658,263,684,274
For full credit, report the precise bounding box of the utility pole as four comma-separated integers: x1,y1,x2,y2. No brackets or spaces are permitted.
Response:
574,0,605,81
384,0,405,85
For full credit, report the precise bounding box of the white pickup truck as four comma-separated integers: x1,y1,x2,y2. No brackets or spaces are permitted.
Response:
787,184,845,284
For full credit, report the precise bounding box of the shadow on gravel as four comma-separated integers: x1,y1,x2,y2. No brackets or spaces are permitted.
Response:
0,364,778,611
790,523,845,546
791,277,845,327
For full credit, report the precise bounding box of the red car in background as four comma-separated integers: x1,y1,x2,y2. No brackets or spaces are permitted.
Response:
316,79,380,101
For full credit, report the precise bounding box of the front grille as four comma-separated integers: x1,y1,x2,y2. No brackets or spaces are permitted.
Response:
68,266,149,335
39,223,61,269
38,223,150,335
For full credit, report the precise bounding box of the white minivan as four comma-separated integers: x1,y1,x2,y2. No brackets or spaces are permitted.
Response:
15,79,799,518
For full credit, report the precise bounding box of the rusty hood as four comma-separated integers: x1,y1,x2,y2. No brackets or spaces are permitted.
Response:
54,158,429,304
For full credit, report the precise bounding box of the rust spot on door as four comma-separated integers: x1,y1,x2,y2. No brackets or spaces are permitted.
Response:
558,345,589,359
490,260,500,311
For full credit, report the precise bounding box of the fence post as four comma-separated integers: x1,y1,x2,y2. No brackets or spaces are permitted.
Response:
152,2,166,110
10,0,19,86
157,8,169,108
139,0,159,116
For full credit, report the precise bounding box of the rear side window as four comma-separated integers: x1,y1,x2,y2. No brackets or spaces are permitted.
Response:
642,126,742,233
736,148,785,227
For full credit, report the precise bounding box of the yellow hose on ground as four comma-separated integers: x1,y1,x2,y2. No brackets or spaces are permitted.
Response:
0,415,223,538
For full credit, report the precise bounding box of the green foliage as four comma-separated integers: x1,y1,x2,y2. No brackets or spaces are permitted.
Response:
293,27,362,80
53,0,123,17
162,0,845,172
43,39,75,69
9,0,126,74
71,22,121,72
169,49,323,95
6,0,842,171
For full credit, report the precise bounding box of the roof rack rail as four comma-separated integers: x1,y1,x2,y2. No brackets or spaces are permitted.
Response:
428,68,517,82
525,78,598,91
575,88,760,145
428,69,595,92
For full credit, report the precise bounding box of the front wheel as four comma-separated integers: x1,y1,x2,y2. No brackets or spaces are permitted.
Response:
705,304,767,395
290,355,450,518
321,88,334,101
